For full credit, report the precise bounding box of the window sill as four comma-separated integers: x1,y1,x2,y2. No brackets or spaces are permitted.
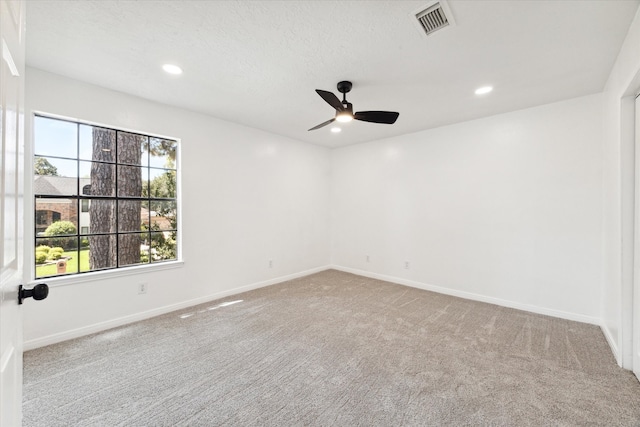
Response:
29,260,185,288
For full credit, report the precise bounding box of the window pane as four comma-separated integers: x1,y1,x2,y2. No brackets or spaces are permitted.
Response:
34,116,77,159
34,157,78,196
35,198,78,236
150,200,176,231
82,235,116,272
139,233,152,265
34,156,77,179
118,132,147,166
118,166,144,197
80,199,116,234
149,137,176,169
79,161,115,197
119,233,148,267
118,200,144,232
79,125,116,162
148,169,176,198
151,231,176,262
35,237,79,278
141,138,149,167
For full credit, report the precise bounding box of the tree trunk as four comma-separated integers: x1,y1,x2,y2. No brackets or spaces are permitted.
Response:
89,128,116,269
117,133,143,265
89,129,143,269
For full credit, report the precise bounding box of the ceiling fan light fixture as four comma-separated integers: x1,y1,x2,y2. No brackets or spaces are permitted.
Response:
336,112,353,123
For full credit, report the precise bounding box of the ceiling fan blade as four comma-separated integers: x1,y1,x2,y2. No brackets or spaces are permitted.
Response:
316,90,344,111
308,118,335,131
354,111,399,124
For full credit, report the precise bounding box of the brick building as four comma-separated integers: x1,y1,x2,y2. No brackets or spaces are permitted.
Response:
34,176,90,235
34,175,172,235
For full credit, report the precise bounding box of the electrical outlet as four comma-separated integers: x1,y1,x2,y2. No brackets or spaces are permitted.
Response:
404,261,410,270
269,259,273,268
138,283,147,294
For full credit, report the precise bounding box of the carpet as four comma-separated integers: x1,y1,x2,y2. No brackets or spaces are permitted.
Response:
23,269,640,426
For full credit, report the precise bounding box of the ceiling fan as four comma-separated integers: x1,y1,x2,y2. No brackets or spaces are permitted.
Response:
308,81,399,131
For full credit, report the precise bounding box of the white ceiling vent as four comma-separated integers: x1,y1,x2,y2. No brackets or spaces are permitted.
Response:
412,1,455,37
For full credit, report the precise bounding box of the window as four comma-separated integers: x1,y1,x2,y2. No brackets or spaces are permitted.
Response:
35,210,47,225
35,210,50,235
34,115,178,278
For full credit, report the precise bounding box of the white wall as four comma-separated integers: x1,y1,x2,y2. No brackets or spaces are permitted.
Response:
25,25,639,357
601,7,640,367
331,94,603,323
23,69,331,348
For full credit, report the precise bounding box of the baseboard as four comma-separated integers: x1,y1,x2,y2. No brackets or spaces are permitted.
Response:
25,264,603,351
23,265,331,351
330,265,601,325
600,323,621,366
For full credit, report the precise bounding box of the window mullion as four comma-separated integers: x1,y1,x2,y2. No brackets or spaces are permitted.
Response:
76,122,81,263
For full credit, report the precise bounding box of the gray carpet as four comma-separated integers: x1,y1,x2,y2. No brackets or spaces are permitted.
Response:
23,269,640,426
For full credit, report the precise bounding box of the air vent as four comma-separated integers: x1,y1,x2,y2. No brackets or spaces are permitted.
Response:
414,2,452,36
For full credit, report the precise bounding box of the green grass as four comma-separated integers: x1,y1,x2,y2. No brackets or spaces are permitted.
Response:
36,248,89,278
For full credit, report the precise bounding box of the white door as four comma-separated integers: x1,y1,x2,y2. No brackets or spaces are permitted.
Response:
0,0,25,425
635,93,640,382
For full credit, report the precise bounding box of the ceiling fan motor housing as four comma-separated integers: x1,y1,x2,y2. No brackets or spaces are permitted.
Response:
337,81,352,94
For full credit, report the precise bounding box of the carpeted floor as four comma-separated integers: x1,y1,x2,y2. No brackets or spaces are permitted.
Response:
23,269,640,426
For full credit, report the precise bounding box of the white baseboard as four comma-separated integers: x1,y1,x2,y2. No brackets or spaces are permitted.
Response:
25,264,605,351
24,265,331,351
330,265,601,325
600,323,621,366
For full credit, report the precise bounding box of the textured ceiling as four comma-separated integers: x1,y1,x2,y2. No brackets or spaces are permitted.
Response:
26,1,639,148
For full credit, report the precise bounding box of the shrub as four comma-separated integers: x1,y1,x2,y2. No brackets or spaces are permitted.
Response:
81,238,89,248
44,221,76,236
47,247,64,260
36,245,51,254
47,251,63,260
44,221,77,249
35,251,48,264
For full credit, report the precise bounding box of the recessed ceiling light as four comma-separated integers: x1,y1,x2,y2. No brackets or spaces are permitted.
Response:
475,86,493,95
162,64,183,75
331,127,342,133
